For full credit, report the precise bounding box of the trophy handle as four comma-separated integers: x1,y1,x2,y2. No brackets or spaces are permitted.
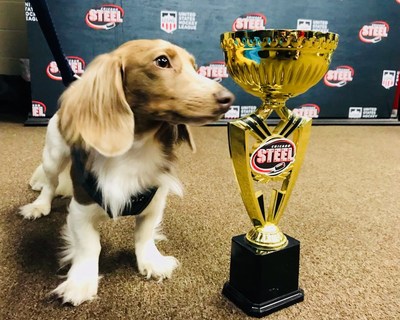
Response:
228,106,312,249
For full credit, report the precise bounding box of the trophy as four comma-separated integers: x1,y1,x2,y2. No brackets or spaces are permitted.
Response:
220,30,339,317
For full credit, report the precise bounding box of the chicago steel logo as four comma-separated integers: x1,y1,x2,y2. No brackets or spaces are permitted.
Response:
292,104,320,118
46,56,85,81
32,100,46,117
161,11,177,33
324,66,354,87
198,61,229,82
85,4,124,30
359,21,389,43
232,13,266,31
382,70,399,89
250,138,296,176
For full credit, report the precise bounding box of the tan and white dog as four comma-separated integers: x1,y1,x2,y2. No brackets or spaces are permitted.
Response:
20,39,234,306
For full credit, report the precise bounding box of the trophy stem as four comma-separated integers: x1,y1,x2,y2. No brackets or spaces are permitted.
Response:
246,223,288,250
256,99,291,120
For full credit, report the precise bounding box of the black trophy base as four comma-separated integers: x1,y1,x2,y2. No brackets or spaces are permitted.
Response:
222,234,304,318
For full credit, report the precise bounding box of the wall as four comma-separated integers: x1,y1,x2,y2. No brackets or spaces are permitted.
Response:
24,0,400,124
0,0,28,75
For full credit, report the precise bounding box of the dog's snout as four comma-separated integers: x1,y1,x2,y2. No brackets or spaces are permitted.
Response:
214,90,235,111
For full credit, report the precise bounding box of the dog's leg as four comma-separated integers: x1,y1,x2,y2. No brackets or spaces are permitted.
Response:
52,198,105,306
135,186,179,280
20,115,70,219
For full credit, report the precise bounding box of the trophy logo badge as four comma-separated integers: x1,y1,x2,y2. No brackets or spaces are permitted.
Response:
250,137,296,176
220,29,339,317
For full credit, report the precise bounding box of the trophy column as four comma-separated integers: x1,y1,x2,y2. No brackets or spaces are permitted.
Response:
223,108,311,317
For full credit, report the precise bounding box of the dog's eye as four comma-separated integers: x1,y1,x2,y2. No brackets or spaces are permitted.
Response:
154,56,171,69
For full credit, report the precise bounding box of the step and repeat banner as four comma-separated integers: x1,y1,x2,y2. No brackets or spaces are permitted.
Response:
25,0,400,124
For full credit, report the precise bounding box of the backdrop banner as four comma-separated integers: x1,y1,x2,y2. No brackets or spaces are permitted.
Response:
25,0,400,124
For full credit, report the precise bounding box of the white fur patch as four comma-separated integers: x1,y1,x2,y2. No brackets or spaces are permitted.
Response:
92,137,183,218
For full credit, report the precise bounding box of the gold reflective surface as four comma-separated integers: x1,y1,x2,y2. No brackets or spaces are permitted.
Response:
221,30,339,250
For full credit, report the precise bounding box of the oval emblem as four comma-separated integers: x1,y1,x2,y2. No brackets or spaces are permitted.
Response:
250,138,296,176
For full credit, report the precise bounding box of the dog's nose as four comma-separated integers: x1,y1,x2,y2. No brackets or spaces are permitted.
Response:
214,90,235,111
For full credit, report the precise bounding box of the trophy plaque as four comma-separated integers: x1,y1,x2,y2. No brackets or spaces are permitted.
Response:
220,30,339,317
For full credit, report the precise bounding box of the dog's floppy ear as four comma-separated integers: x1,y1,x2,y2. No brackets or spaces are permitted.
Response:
59,53,134,157
177,124,196,152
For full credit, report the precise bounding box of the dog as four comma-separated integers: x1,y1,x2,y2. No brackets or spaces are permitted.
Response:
19,39,234,306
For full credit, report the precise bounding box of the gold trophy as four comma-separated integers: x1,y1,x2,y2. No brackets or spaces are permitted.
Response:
220,30,339,317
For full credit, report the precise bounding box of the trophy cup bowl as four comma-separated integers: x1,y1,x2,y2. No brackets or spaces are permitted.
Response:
221,30,339,107
221,30,339,250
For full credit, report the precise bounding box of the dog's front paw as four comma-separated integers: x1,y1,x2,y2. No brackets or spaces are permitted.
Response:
136,242,179,281
51,276,99,306
138,255,179,281
19,202,51,219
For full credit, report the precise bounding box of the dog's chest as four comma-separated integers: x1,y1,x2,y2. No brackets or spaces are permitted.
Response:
95,141,165,191
89,141,168,216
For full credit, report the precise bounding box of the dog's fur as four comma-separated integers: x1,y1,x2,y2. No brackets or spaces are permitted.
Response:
19,39,234,306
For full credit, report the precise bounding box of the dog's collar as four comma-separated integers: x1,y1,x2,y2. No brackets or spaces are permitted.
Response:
71,148,158,217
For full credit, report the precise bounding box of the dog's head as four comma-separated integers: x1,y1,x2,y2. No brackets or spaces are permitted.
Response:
59,39,234,157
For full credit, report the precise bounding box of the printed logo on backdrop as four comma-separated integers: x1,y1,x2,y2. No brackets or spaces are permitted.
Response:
85,4,124,30
297,19,329,32
46,56,86,81
160,11,197,33
198,61,228,82
382,70,399,89
292,104,320,118
32,101,46,117
223,105,257,120
232,13,266,31
250,138,296,176
224,106,240,119
324,66,354,87
359,21,389,44
348,107,378,119
25,2,38,21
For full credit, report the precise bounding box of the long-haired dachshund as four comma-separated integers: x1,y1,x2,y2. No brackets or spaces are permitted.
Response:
20,39,234,306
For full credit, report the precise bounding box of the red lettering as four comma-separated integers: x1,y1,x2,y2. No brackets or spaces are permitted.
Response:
198,66,228,78
89,9,123,23
49,61,58,74
256,149,266,164
32,105,45,117
70,61,84,73
88,9,98,22
327,69,353,82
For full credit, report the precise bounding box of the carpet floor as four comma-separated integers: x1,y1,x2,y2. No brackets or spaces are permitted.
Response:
0,120,399,320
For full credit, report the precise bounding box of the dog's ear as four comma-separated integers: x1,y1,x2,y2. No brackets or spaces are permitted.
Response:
177,124,196,152
59,53,134,157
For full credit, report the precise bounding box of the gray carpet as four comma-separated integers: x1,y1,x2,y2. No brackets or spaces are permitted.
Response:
0,120,399,319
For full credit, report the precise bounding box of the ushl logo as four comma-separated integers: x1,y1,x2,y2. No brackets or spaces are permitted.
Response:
198,61,229,82
32,101,46,117
46,56,85,81
250,138,296,177
232,13,266,31
359,21,389,43
161,11,177,33
324,66,354,87
85,4,124,30
292,104,320,118
382,70,399,89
